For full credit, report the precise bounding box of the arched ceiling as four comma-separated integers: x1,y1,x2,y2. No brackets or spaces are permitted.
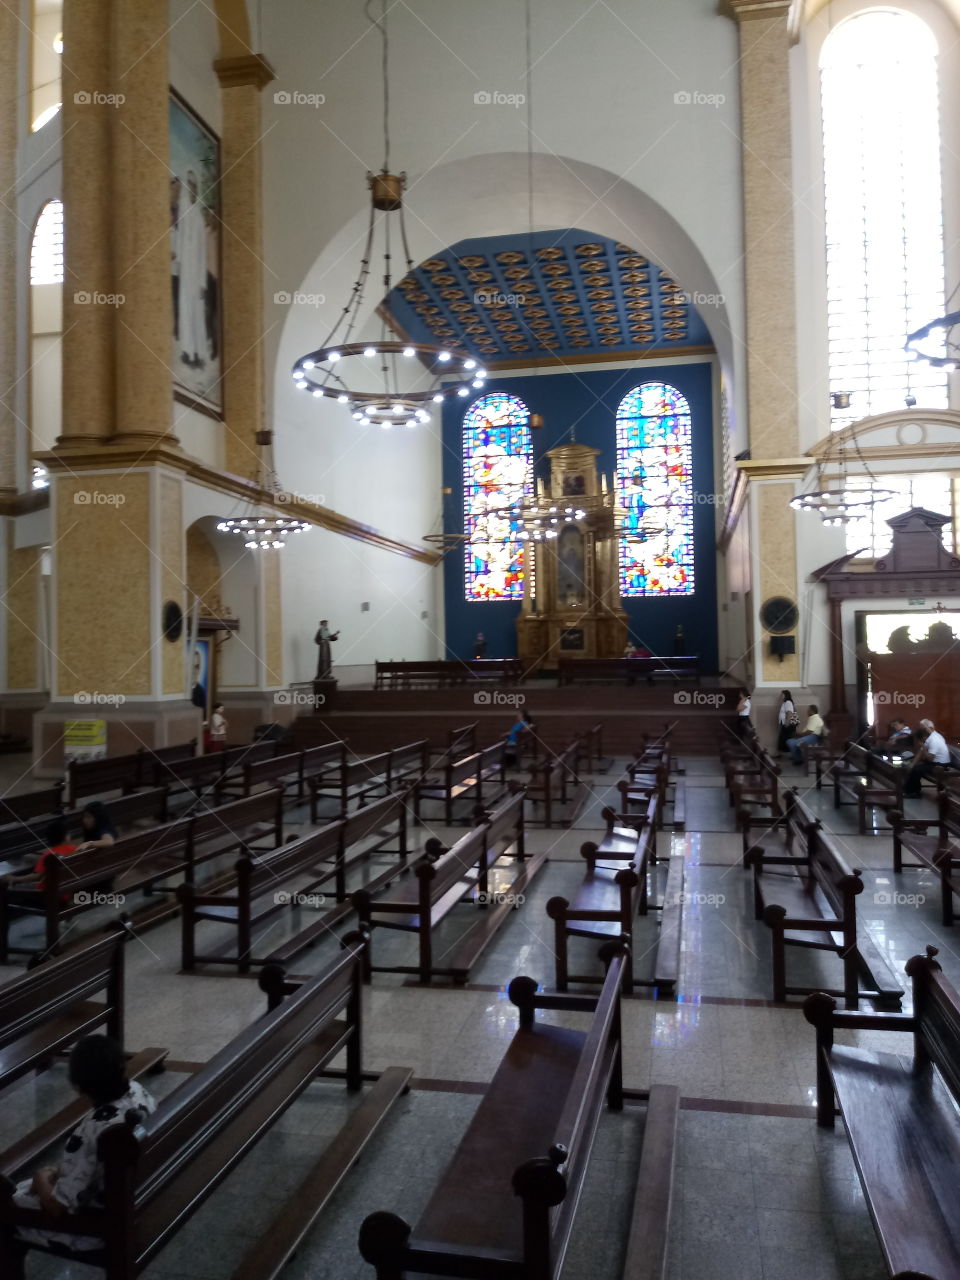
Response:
387,229,714,366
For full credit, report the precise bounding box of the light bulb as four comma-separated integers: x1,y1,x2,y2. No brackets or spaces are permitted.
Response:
360,417,370,425
328,350,341,362
405,419,416,428
464,359,477,370
302,359,315,370
352,412,363,420
457,387,469,397
296,380,308,389
438,351,451,362
472,379,483,389
338,394,349,404
364,346,376,357
403,346,415,358
382,422,393,429
312,389,324,398
392,404,404,414
432,393,444,403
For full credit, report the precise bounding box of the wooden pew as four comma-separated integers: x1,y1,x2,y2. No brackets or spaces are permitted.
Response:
414,739,505,825
358,948,680,1280
592,794,661,876
179,790,411,973
832,741,907,835
745,792,903,1008
0,791,284,962
888,787,960,925
557,655,700,685
0,784,64,829
0,928,167,1179
803,946,960,1280
353,789,545,985
547,863,644,992
437,721,477,764
575,721,610,774
375,658,524,689
0,787,170,867
215,749,303,802
308,750,394,821
0,941,411,1280
299,741,347,800
387,739,431,792
729,750,781,830
524,738,582,828
65,742,195,808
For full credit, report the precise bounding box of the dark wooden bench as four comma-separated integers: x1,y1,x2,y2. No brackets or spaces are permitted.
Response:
618,750,687,832
832,741,907,835
375,659,524,689
575,722,610,774
353,789,546,984
358,948,680,1280
179,790,411,973
593,794,660,876
0,941,411,1280
803,946,960,1279
414,739,505,825
557,655,700,685
0,927,167,1179
215,749,304,802
0,791,284,962
308,749,394,821
745,792,903,1008
65,743,195,808
441,721,477,763
0,787,170,867
888,787,960,925
524,738,582,828
547,861,645,993
729,749,781,830
0,784,64,829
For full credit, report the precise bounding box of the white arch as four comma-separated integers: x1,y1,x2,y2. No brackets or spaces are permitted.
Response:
273,151,738,513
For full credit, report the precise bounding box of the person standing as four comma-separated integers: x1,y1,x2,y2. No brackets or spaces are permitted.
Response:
735,688,753,738
786,705,825,765
776,690,797,755
473,632,487,659
209,704,228,750
314,619,339,679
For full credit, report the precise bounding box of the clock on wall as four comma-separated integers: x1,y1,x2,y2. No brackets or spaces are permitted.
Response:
760,596,798,635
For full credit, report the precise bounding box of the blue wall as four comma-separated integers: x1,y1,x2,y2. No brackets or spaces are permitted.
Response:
442,362,719,672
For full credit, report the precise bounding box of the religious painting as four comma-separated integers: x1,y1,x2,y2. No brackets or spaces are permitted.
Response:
189,637,212,715
560,627,585,650
562,473,586,496
170,91,222,418
556,525,585,607
616,382,695,596
462,393,533,601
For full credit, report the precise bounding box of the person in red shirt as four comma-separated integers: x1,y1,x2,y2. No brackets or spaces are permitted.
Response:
2,819,77,899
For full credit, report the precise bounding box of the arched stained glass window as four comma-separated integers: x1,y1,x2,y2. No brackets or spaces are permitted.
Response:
31,199,64,286
616,383,694,596
820,12,947,429
463,392,532,601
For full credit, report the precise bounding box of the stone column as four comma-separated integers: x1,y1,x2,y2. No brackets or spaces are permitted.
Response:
58,0,116,445
110,0,176,446
214,55,275,480
0,1,18,492
727,0,801,458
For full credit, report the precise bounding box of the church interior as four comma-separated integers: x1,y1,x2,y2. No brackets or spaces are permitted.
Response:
1,0,960,1277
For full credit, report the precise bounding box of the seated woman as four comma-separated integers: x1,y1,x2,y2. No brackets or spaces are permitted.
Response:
73,802,117,855
5,1035,156,1271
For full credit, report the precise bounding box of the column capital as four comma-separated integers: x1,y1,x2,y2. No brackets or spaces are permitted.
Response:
727,0,792,19
214,54,276,89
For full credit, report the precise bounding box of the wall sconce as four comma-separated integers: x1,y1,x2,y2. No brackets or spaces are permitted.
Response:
830,392,852,411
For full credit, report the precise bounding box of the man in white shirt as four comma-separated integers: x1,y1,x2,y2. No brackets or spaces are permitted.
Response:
786,704,825,765
903,718,950,797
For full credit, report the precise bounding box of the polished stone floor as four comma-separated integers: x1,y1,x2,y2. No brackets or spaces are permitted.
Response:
0,750,955,1280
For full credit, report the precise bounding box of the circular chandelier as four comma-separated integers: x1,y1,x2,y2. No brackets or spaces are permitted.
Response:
514,502,588,541
292,4,483,428
216,515,311,550
791,401,894,526
905,307,960,371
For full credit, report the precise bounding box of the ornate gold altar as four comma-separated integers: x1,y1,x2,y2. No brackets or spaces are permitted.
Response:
515,443,628,664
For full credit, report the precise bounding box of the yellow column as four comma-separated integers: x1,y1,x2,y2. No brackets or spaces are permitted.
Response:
58,0,116,445
0,1,17,492
111,0,176,446
727,0,800,459
215,55,275,480
2,520,43,690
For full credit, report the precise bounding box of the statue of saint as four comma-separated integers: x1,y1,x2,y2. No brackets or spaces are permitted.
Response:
314,619,339,679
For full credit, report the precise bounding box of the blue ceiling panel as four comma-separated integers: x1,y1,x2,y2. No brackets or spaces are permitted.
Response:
387,228,714,364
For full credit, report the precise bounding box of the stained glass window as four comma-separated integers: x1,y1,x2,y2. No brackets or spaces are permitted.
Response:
617,383,694,596
463,393,532,601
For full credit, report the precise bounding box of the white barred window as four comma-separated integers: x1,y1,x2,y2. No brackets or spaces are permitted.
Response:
820,12,947,430
844,472,954,560
30,200,64,286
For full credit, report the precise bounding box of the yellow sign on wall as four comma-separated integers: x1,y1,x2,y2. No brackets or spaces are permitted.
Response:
64,719,107,763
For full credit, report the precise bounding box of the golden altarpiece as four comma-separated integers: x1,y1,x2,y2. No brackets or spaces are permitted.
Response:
515,443,628,662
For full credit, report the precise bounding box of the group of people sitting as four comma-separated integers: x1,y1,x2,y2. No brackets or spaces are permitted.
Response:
1,801,116,903
871,715,955,798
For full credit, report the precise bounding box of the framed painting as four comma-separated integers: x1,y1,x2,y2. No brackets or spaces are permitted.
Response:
189,637,212,716
170,90,223,418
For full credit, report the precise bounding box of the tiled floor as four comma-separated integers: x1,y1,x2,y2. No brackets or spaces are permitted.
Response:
1,752,956,1279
